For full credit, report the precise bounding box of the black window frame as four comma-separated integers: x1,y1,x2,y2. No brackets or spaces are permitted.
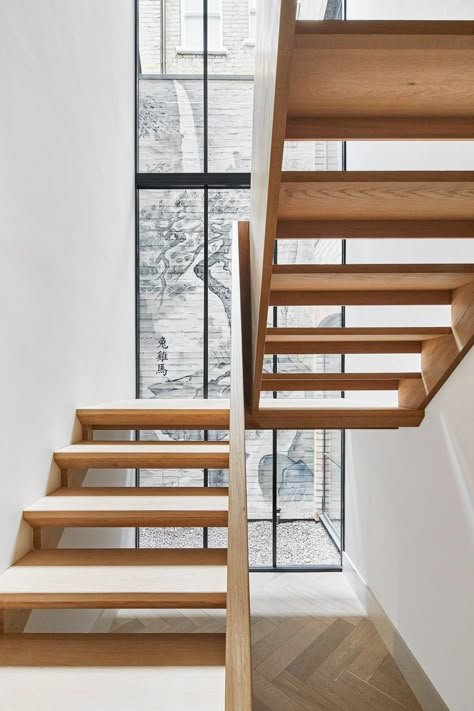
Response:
134,0,345,572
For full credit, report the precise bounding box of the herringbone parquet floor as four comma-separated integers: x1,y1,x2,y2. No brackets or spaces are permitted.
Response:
111,572,421,710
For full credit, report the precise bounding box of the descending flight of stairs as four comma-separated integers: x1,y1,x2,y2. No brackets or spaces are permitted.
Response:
248,12,474,428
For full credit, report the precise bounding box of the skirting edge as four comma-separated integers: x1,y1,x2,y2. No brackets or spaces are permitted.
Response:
343,552,449,711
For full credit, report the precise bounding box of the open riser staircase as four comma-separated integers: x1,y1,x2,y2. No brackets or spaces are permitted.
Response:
0,4,473,710
0,233,251,710
248,7,474,429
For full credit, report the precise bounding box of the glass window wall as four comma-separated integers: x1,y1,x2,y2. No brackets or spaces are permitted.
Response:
137,0,344,569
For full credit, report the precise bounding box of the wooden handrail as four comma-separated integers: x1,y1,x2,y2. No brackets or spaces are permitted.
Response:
249,0,297,410
225,221,252,710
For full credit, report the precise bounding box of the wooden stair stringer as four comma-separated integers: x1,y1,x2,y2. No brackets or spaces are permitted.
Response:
249,14,474,419
249,0,298,411
399,281,474,409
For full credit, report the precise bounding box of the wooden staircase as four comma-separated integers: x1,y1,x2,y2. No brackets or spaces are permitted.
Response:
0,237,251,709
247,8,474,427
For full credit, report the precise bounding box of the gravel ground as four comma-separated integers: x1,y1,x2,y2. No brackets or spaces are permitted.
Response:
139,520,340,567
272,520,340,567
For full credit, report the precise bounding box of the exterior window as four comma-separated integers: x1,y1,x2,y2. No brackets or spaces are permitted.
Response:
181,0,224,52
247,0,256,44
137,0,344,570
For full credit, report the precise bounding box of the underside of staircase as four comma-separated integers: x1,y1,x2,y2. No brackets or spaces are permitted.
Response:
0,6,473,711
248,11,474,429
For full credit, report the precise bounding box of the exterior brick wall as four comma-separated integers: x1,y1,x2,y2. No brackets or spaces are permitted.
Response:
139,0,162,73
140,0,255,75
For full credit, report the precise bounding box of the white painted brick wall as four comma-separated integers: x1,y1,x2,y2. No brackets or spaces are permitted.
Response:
139,0,255,75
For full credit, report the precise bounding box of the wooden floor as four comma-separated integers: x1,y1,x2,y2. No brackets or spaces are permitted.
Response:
112,572,421,710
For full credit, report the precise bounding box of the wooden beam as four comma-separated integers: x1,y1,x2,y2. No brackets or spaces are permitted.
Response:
246,402,424,429
288,21,474,139
286,116,474,140
53,442,230,470
249,0,297,410
271,263,474,288
270,290,453,307
81,425,93,441
226,223,252,710
0,610,32,635
276,220,474,240
269,264,474,306
266,340,422,354
452,279,474,350
238,222,253,411
77,400,230,430
278,172,474,222
23,490,229,529
0,549,228,610
0,633,226,667
265,327,451,355
261,372,421,391
48,486,228,497
399,281,474,408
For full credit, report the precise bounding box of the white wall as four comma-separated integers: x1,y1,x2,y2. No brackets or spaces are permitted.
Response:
344,2,474,709
0,0,135,600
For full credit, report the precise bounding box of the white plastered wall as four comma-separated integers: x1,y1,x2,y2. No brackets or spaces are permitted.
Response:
0,0,135,630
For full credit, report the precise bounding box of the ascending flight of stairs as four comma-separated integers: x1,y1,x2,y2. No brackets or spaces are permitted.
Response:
249,12,474,427
0,222,251,710
0,401,233,709
1,7,473,711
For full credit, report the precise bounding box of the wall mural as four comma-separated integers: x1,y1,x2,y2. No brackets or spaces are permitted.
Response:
139,188,340,520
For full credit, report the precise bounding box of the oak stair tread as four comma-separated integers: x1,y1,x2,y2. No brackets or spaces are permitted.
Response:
275,219,474,240
288,20,474,139
0,632,226,666
273,262,474,277
0,634,226,711
249,398,424,429
77,398,230,430
295,20,474,34
0,549,227,609
265,326,452,354
271,263,474,288
249,9,474,414
278,171,474,222
45,486,228,496
23,488,229,528
261,372,421,391
270,263,474,306
54,441,230,469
